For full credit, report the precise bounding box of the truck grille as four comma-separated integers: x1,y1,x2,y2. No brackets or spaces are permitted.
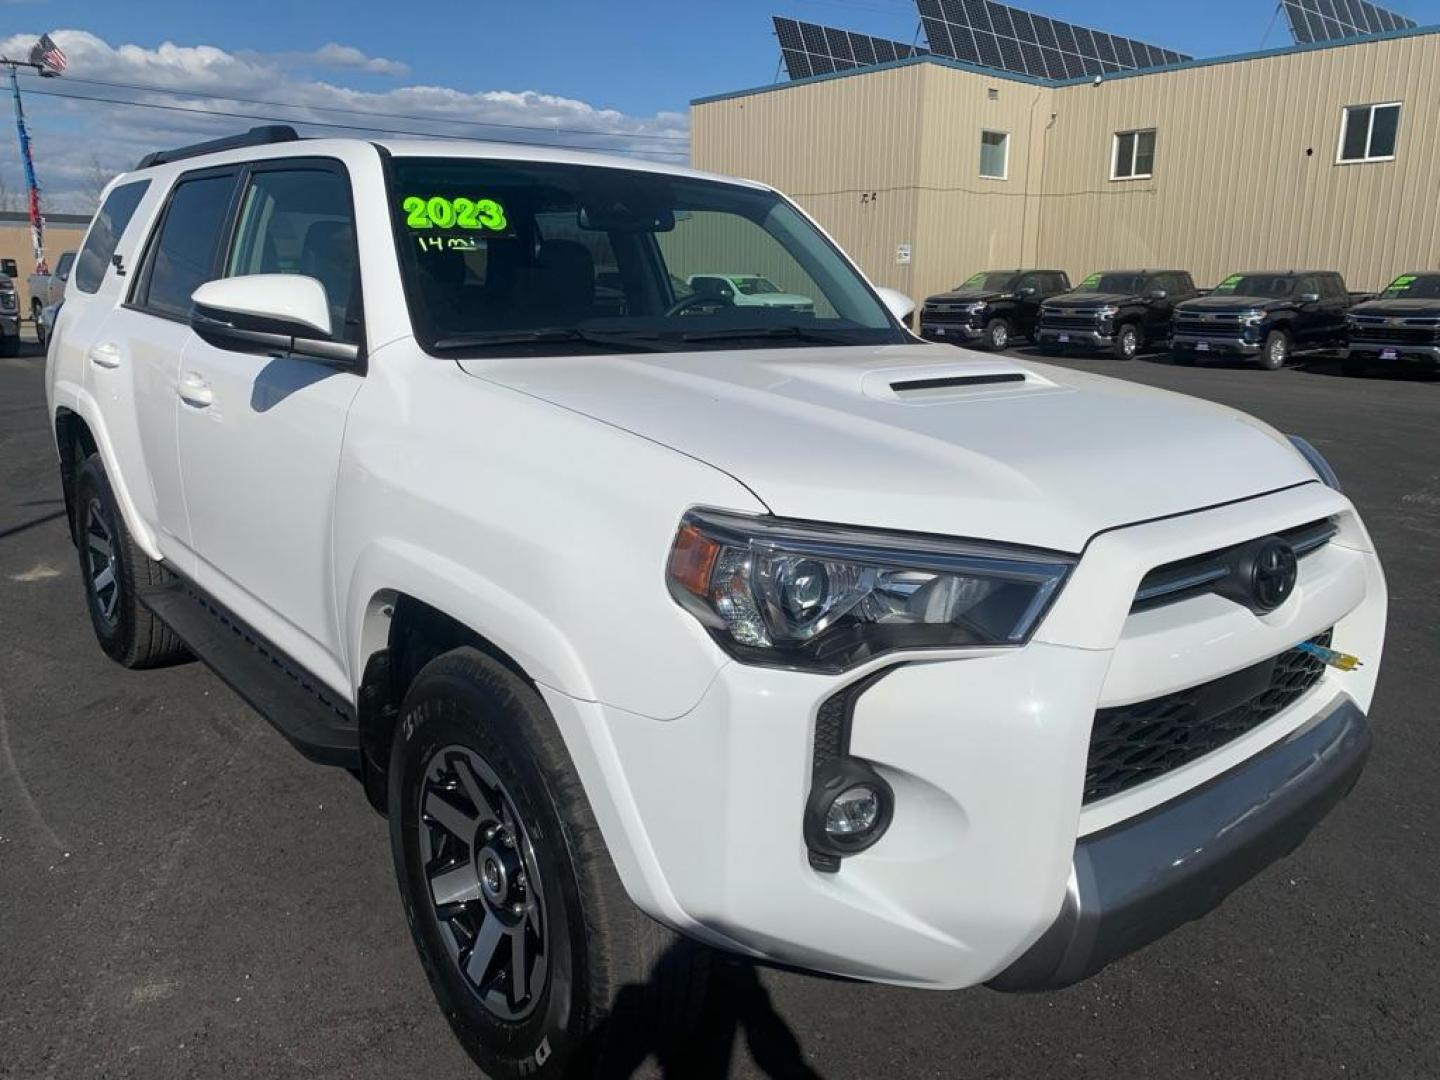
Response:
1348,322,1438,346
922,308,976,326
1084,631,1331,803
1041,313,1101,330
1175,312,1243,330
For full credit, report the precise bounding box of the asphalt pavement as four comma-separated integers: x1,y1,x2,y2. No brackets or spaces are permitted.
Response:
1,336,1436,1080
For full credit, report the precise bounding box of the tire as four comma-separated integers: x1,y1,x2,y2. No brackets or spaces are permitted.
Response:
388,647,709,1079
983,317,1012,351
1112,322,1143,360
1259,329,1290,371
73,454,188,669
30,297,42,324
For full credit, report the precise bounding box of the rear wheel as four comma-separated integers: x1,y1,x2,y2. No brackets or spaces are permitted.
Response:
1259,329,1290,370
983,317,1012,351
73,454,188,668
1112,323,1143,360
388,648,709,1079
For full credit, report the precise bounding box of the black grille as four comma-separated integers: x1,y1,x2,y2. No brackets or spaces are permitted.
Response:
1348,323,1438,345
1042,313,1103,330
1084,631,1332,804
922,308,978,326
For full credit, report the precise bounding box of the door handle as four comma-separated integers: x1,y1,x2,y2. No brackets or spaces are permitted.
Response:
87,342,122,369
178,372,214,408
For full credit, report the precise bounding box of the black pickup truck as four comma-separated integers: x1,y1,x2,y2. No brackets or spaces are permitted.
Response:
919,269,1071,350
1035,269,1198,359
1171,271,1355,370
1343,272,1440,375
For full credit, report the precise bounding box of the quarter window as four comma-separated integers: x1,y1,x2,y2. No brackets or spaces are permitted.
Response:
136,172,236,319
979,130,1010,180
1112,129,1156,180
74,180,149,295
226,166,359,341
1338,103,1400,163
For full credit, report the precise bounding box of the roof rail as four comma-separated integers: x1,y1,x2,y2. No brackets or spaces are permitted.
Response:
136,125,301,170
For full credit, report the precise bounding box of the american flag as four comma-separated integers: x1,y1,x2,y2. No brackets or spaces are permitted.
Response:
29,33,67,76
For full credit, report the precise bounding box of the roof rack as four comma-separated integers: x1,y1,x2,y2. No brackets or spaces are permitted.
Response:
136,125,301,170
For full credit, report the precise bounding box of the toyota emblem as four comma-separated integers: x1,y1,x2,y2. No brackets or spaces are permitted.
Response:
1250,538,1299,612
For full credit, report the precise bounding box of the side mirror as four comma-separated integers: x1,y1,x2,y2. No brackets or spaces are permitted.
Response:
875,286,916,323
189,274,359,366
1148,288,1168,299
1298,292,1320,303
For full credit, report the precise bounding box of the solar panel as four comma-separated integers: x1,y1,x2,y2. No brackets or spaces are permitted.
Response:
915,0,1190,78
1283,0,1416,42
773,16,927,81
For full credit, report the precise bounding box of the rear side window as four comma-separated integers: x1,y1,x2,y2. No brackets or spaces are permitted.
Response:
74,180,149,294
136,171,237,319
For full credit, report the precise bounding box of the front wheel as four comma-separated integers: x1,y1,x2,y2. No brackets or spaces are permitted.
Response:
1112,323,1143,360
1259,329,1290,370
983,317,1012,351
388,648,709,1079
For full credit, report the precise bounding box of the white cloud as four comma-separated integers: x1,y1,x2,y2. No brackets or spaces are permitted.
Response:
301,43,409,77
0,29,690,212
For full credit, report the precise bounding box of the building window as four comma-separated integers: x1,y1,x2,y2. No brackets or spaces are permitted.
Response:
1112,129,1156,180
979,130,1009,180
1338,103,1400,163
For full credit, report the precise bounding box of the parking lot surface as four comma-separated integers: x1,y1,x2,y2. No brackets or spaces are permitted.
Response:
1,339,1436,1079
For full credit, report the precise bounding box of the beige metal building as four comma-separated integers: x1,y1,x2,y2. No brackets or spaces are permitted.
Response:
0,211,90,312
690,26,1440,306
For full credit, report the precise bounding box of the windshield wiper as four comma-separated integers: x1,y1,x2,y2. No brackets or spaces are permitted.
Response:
431,328,682,353
677,325,862,345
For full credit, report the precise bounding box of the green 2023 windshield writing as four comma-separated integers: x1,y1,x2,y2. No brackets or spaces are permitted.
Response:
402,195,508,232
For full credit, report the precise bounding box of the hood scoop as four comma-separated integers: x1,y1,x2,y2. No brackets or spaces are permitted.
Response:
862,361,1062,404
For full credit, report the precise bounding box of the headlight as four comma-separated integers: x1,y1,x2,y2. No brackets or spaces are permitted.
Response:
965,301,989,315
1287,435,1342,491
1096,305,1120,320
666,510,1075,671
1241,309,1266,326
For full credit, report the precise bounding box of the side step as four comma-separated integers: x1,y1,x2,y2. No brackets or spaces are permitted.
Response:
140,580,361,768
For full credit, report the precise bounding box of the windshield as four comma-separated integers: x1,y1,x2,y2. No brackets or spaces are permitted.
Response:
954,271,1019,293
1381,273,1440,299
1073,272,1145,295
388,158,905,355
1213,273,1295,298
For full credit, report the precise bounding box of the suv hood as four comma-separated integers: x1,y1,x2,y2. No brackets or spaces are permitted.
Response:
925,289,1006,305
457,345,1313,551
1349,297,1440,318
1044,292,1139,308
1181,294,1286,312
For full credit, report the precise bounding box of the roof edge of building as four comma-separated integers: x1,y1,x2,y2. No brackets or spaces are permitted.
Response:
691,21,1440,107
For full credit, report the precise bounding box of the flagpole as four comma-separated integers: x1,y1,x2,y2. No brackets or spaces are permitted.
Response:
0,57,49,276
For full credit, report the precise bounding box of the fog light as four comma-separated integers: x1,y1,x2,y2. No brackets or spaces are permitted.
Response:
804,758,894,870
825,785,881,837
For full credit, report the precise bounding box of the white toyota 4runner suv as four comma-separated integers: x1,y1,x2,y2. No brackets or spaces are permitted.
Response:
46,127,1386,1078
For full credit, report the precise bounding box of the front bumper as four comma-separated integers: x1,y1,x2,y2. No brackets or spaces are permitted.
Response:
919,321,984,343
1036,326,1112,349
1172,331,1260,356
989,696,1370,991
1345,341,1440,367
556,484,1384,991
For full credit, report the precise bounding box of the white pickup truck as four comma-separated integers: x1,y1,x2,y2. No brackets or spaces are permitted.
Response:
28,248,74,323
46,127,1385,1079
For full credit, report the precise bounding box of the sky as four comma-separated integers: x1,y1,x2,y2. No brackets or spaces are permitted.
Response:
0,0,1436,210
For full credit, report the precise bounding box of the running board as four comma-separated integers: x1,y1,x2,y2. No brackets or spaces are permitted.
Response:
139,580,361,768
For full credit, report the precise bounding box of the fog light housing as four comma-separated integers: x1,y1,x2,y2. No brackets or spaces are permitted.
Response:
804,758,894,869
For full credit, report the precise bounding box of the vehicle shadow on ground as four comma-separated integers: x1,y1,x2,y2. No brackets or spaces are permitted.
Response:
597,951,827,1079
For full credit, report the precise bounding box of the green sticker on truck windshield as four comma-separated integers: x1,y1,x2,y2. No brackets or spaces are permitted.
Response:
1080,273,1101,288
1215,274,1245,293
1386,274,1417,292
962,272,986,287
401,195,509,233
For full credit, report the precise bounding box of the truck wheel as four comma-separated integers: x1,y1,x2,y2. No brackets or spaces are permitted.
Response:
73,455,189,668
388,647,710,1079
30,297,42,323
983,317,1011,351
1112,323,1143,360
1259,329,1290,370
